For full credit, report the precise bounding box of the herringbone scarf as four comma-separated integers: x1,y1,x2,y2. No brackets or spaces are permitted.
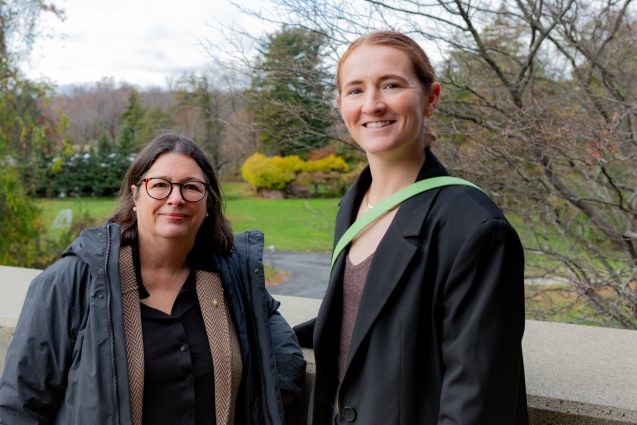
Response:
119,245,242,425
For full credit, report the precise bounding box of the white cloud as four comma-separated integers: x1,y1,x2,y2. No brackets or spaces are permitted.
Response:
23,0,273,88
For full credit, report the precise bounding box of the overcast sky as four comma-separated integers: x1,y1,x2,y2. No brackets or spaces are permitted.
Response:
23,0,272,89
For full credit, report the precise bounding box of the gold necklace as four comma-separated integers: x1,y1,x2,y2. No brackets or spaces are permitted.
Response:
365,188,375,209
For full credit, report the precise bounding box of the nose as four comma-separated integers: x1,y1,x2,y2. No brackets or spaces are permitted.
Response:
361,89,385,114
166,183,186,204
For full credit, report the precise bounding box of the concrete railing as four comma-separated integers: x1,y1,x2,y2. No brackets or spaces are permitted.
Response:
1,265,636,424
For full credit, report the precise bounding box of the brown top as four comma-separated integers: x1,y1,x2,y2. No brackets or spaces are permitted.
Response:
339,252,374,383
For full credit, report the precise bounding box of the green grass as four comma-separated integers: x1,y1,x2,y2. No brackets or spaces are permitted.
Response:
38,197,118,223
36,182,339,252
225,197,337,251
38,197,119,238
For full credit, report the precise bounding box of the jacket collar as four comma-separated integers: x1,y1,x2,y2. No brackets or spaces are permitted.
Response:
335,147,449,242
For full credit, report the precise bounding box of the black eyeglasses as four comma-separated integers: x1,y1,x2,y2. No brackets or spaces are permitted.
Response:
139,177,208,202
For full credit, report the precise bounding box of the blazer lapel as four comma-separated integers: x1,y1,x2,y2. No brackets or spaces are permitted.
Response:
119,245,144,425
195,270,242,425
343,150,448,376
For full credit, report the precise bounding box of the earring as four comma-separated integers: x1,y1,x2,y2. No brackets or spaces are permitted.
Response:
133,206,137,212
206,213,209,217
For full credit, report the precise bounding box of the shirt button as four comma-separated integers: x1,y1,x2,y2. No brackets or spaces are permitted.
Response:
342,406,357,422
180,344,188,352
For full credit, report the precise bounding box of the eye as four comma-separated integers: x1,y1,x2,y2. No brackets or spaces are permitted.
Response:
149,180,169,189
183,182,205,193
384,82,401,89
346,87,363,95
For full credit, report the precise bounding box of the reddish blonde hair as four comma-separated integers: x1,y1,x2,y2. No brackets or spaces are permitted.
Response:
336,31,436,94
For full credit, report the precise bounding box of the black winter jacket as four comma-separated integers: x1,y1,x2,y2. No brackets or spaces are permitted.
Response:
0,224,305,425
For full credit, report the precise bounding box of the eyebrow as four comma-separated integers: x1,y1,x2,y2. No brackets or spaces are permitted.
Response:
148,175,207,183
342,74,410,88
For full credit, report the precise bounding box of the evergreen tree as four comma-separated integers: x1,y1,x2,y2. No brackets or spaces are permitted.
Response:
173,73,223,166
251,27,334,156
118,90,145,154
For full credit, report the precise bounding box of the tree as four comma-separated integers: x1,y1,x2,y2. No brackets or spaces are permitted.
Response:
173,73,224,167
244,0,637,328
51,78,137,146
118,90,145,154
0,0,63,265
250,27,335,156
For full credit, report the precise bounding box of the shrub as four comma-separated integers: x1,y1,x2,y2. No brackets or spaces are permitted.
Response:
35,146,133,198
0,165,43,266
241,152,352,197
305,154,348,173
241,153,304,191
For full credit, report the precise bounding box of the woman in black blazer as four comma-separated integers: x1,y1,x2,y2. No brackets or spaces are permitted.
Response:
295,31,528,424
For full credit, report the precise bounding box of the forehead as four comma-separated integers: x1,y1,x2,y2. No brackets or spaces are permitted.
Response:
339,44,416,85
146,152,205,178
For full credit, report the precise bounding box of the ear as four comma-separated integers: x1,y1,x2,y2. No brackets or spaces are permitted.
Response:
425,82,441,115
130,184,138,205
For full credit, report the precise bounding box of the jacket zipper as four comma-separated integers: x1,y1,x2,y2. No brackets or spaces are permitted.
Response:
104,225,121,425
245,232,275,425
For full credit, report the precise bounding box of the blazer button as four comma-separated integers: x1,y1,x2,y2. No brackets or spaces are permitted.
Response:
342,406,357,422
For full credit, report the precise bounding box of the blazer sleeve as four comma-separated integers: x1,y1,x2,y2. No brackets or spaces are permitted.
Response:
265,293,307,399
0,259,85,425
293,318,316,348
438,219,526,424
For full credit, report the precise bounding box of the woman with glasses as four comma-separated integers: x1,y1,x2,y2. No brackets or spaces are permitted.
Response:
0,133,306,425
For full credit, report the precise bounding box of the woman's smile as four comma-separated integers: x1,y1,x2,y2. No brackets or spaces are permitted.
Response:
363,120,396,129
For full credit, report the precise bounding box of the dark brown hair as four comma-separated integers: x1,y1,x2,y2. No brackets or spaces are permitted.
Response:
109,132,233,257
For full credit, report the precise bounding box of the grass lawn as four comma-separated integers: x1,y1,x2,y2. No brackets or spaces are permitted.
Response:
38,197,120,239
37,181,339,252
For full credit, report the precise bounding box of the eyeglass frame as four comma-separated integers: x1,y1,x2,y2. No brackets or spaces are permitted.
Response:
138,177,209,202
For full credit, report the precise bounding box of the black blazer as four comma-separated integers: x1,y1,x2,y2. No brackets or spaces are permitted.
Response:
296,149,528,425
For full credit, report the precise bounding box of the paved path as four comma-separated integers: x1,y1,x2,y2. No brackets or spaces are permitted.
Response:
266,251,330,299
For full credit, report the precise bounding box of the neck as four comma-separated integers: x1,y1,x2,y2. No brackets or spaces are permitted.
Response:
366,149,425,203
137,237,192,273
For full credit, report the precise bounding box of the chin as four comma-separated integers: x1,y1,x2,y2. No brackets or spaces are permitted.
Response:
156,227,195,240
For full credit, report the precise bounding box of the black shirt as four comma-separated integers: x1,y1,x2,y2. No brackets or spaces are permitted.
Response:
135,256,216,425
